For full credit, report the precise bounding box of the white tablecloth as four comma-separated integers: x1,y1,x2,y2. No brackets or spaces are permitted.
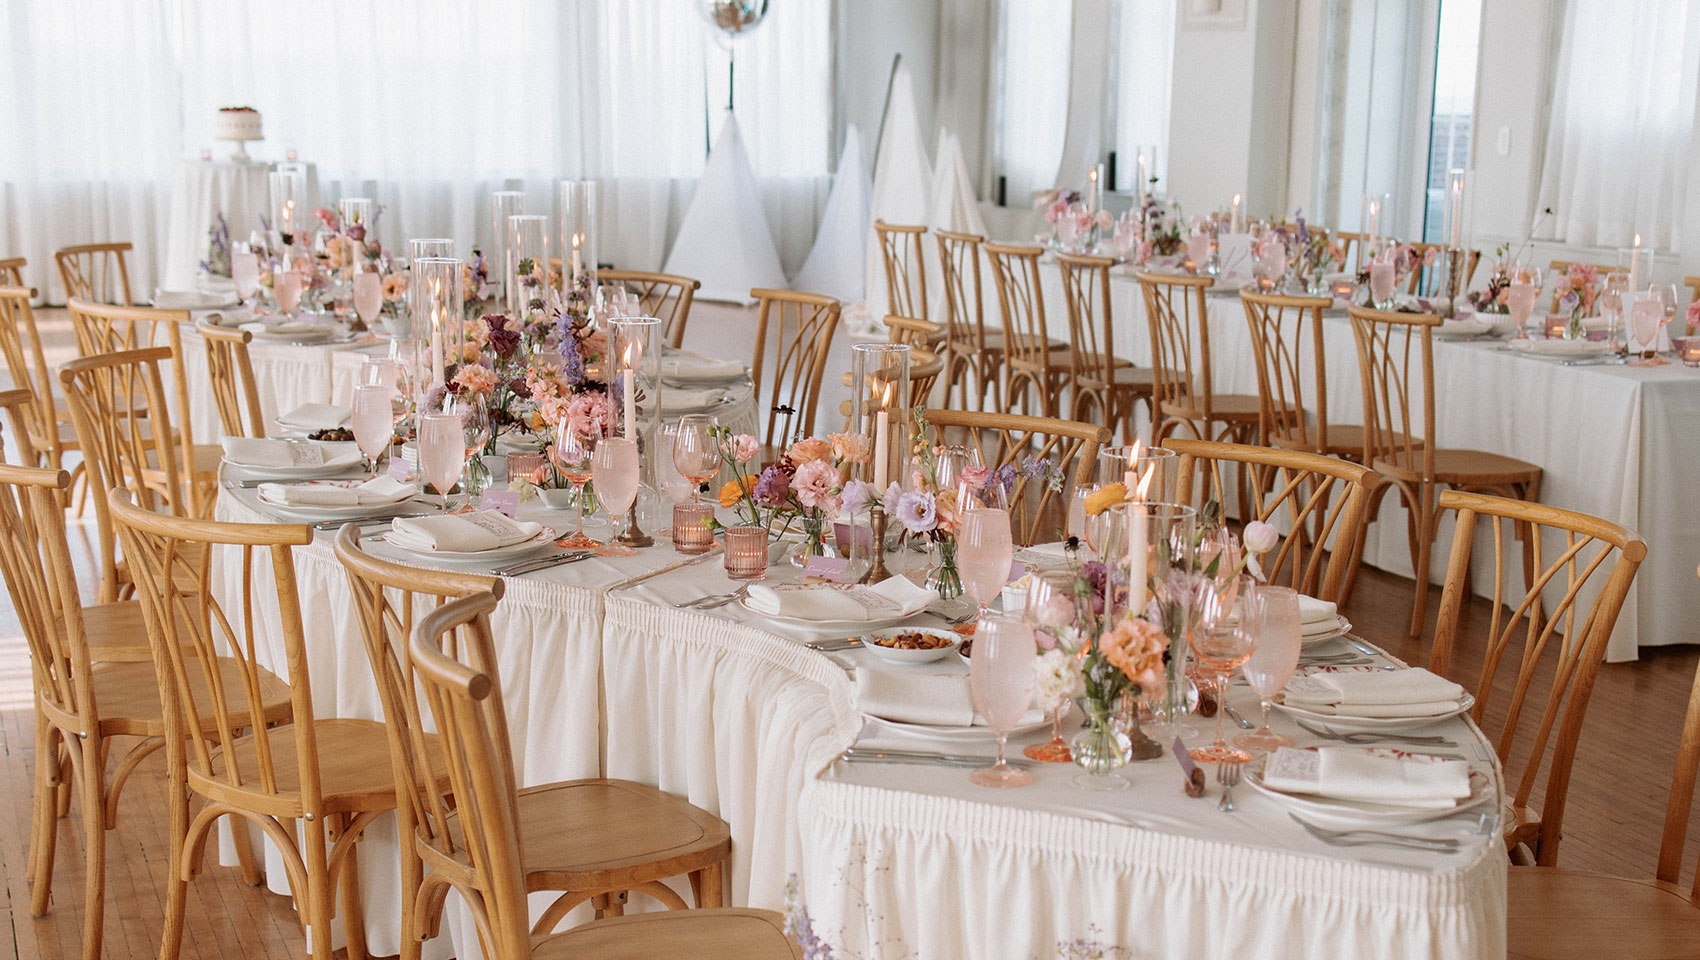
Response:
162,158,320,291
210,484,1507,959
1039,263,1700,661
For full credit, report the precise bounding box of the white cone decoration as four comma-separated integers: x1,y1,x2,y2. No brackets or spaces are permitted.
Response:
791,123,872,304
926,127,988,323
665,111,787,303
850,63,931,336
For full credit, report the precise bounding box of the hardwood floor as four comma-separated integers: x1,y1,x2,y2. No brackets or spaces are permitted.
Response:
0,307,1696,958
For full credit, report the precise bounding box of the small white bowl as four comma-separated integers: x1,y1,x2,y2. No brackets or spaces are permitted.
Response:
861,626,960,665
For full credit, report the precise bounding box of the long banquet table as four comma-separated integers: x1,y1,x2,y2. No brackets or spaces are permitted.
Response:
1040,263,1700,662
214,486,1508,960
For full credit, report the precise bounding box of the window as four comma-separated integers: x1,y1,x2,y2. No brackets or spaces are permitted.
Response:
1420,0,1481,243
1113,0,1175,193
994,0,1073,201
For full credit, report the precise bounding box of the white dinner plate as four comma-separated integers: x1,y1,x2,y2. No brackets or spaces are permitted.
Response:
255,481,419,521
868,710,1050,737
1300,615,1353,646
380,527,558,564
249,327,350,344
735,589,919,632
1246,756,1493,829
221,442,364,479
1273,664,1475,732
1506,338,1612,358
154,290,240,310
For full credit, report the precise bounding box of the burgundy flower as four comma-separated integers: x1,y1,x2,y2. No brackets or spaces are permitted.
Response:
753,466,790,507
484,313,521,357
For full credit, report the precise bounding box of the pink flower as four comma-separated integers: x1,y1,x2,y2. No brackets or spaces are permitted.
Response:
381,272,407,302
1045,198,1068,225
565,390,613,437
957,464,990,492
792,459,842,514
828,432,870,464
730,434,759,464
1686,299,1700,334
1136,240,1154,265
1100,617,1167,692
785,437,832,465
1094,210,1114,230
452,363,497,396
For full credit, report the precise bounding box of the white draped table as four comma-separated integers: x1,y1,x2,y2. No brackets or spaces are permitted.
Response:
161,158,320,292
213,486,1507,959
1039,263,1700,661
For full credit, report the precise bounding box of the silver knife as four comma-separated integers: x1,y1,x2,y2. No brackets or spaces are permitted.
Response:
843,747,1037,769
496,552,596,577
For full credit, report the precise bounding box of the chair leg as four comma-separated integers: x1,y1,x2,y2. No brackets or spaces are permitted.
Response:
1408,486,1436,638
28,719,60,915
156,781,190,960
302,817,335,960
335,814,369,960
77,740,108,960
398,812,425,960
696,860,725,909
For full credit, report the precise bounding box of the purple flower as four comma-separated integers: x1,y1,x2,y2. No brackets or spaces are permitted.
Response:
1559,291,1580,314
753,466,790,507
894,491,938,534
1082,560,1108,615
840,478,877,515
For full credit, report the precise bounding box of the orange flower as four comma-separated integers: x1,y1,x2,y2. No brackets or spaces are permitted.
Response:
1100,617,1167,692
718,476,755,509
786,437,832,465
1084,482,1127,516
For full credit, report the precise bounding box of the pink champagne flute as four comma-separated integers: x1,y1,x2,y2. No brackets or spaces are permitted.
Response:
958,507,1014,624
969,612,1038,788
351,384,393,479
275,270,303,318
1233,585,1301,754
671,413,721,507
418,412,465,513
550,419,602,549
353,271,382,329
591,435,640,557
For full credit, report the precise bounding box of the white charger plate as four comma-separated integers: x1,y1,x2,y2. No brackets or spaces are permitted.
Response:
737,585,919,632
1273,663,1475,732
1246,754,1493,829
1506,338,1612,358
381,527,557,564
256,481,419,521
222,442,364,479
867,710,1050,737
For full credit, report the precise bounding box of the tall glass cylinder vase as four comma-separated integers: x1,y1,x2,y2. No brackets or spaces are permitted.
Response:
558,179,599,298
506,214,551,320
1095,444,1180,503
338,196,376,243
412,258,465,389
608,315,662,527
393,239,454,341
848,343,911,487
268,171,301,247
489,190,525,307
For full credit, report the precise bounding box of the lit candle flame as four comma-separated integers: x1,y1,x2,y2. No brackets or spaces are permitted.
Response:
880,381,894,409
572,234,581,250
622,342,635,366
1634,233,1642,248
1135,464,1155,501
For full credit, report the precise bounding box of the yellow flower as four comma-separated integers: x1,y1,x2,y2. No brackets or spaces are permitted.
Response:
1084,482,1127,516
718,476,754,508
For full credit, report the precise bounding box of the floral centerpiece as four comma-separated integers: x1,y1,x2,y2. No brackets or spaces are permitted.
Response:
709,428,869,564
1554,262,1601,339
891,408,1018,601
1467,244,1514,315
461,248,497,323
200,212,232,279
1266,211,1346,292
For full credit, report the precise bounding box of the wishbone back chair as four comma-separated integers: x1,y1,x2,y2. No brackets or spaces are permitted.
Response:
749,288,841,454
599,268,701,349
194,319,267,439
1056,252,1152,443
984,242,1069,418
925,408,1109,547
54,242,134,306
0,285,76,474
934,228,1001,409
1137,271,1259,447
875,221,929,324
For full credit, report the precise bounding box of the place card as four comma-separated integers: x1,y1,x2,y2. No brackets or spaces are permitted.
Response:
802,555,851,582
1173,736,1206,797
386,456,411,482
478,490,520,519
1216,233,1255,287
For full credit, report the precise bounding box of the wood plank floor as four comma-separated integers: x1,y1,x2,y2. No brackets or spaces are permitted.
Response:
0,307,1696,958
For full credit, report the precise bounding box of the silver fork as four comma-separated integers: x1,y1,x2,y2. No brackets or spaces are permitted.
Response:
1295,720,1456,747
677,584,751,609
1217,760,1243,812
1292,815,1460,851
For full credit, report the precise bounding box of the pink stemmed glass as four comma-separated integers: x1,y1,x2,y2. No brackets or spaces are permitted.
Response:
969,611,1038,788
351,384,393,479
591,436,640,557
418,412,465,513
550,419,602,550
958,507,1014,625
1233,585,1301,754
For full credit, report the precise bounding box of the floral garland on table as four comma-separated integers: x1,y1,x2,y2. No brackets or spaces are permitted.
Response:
709,428,870,562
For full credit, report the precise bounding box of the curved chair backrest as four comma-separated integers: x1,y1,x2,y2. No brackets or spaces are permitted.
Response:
194,319,266,439
1240,288,1334,452
0,285,59,466
599,268,701,350
924,408,1109,547
55,242,133,306
749,288,841,451
1430,490,1646,867
935,229,987,352
874,221,929,324
1055,253,1122,384
1137,270,1219,420
0,464,95,736
1346,305,1439,478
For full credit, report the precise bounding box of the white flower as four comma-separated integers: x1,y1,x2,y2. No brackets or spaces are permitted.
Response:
1243,520,1279,554
1032,649,1085,712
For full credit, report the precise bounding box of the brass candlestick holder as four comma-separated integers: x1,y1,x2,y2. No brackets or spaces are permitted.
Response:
861,504,891,584
1442,246,1463,319
617,502,654,548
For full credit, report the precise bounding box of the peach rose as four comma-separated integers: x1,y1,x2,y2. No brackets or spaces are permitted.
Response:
1100,617,1167,692
786,437,832,465
453,363,498,396
381,272,408,302
828,431,871,464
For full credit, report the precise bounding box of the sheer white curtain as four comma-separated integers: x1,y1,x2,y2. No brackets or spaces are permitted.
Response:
995,0,1074,201
0,0,832,300
1115,0,1174,192
1537,0,1700,251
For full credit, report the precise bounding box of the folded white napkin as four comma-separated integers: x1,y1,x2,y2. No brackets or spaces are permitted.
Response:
258,476,416,507
746,575,935,622
661,356,746,383
276,403,351,431
240,320,321,337
388,511,544,553
153,289,229,309
1507,338,1608,357
1263,746,1472,809
222,437,361,470
1298,595,1337,624
856,670,975,726
1284,667,1465,717
1437,316,1493,336
661,387,733,412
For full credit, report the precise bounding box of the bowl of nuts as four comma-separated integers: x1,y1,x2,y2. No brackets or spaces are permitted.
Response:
862,627,960,665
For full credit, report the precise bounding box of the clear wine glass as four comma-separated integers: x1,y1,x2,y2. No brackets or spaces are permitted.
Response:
351,384,392,479
1023,570,1081,763
592,435,640,557
671,414,721,506
550,418,601,549
452,394,491,502
1654,283,1679,357
1368,255,1396,309
1188,577,1255,765
1602,271,1629,353
353,270,382,330
1233,585,1301,754
968,612,1038,788
656,422,693,537
1629,294,1665,366
958,507,1014,626
418,412,465,513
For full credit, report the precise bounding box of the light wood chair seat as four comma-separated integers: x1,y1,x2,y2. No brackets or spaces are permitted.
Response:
1507,868,1700,959
446,778,731,896
1106,364,1154,387
201,718,441,818
531,908,800,960
1163,392,1263,422
81,658,293,740
77,600,152,661
1373,448,1541,489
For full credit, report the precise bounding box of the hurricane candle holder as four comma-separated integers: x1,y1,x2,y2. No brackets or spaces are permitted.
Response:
338,197,376,247
489,190,525,304
410,257,464,389
848,343,911,488
673,503,715,555
724,526,768,580
506,214,551,319
268,171,301,247
609,314,662,546
559,179,599,295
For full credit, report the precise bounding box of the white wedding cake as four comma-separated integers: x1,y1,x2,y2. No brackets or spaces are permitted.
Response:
214,106,262,141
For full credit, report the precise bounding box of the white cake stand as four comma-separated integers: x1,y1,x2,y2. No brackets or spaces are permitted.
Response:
218,132,263,162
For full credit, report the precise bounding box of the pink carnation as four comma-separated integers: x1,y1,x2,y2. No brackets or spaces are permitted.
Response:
792,460,842,514
730,434,759,464
453,363,497,396
565,390,613,438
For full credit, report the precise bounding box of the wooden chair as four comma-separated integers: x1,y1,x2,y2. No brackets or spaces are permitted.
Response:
1165,438,1377,604
195,319,267,438
1334,231,1367,272
0,255,25,286
984,243,1073,418
332,529,735,958
1683,275,1699,306
1056,252,1154,444
1348,305,1543,636
875,221,930,324
924,409,1109,546
1429,491,1644,867
67,298,221,515
1240,288,1366,458
935,229,1003,409
837,344,946,431
54,242,134,305
599,268,700,350
1505,564,1700,958
0,468,289,960
408,591,802,959
882,314,944,349
0,284,83,485
112,491,411,960
749,288,841,456
1549,259,1620,278
1137,271,1260,446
